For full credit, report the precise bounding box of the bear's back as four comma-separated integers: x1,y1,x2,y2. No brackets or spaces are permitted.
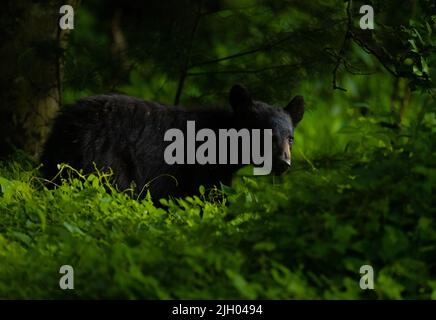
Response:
42,95,171,189
41,94,235,199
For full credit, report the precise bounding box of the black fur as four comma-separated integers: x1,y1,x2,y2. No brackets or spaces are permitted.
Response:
41,85,304,199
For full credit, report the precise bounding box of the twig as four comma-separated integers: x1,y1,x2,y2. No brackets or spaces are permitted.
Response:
332,0,353,91
174,1,203,105
187,63,304,76
350,33,399,78
190,22,344,69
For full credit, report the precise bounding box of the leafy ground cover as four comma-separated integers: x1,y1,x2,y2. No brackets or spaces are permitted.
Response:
0,119,434,298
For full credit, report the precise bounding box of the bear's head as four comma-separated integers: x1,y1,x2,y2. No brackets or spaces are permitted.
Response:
229,84,305,175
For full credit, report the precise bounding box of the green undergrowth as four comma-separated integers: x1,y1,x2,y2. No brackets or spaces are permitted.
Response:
0,126,435,299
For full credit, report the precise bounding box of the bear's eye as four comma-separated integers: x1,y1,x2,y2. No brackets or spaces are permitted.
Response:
288,136,294,144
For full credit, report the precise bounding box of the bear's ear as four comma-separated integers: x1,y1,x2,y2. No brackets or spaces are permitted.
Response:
229,84,252,113
285,95,305,126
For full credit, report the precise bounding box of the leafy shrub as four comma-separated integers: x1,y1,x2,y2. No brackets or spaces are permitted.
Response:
0,120,434,299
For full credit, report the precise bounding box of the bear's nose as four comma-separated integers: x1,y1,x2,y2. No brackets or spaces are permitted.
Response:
283,151,289,160
282,151,291,166
274,157,291,175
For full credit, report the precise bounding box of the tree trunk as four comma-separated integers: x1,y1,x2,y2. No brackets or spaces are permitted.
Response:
0,1,74,158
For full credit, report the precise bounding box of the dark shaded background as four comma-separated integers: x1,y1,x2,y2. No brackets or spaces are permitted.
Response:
0,0,434,299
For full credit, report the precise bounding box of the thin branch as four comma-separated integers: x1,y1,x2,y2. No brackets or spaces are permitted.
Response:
191,46,271,68
325,47,376,76
174,1,203,105
342,59,376,76
330,0,400,89
350,32,399,78
187,63,304,76
332,0,353,91
191,22,345,69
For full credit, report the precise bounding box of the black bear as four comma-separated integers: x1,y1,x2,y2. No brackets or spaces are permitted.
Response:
41,85,304,199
